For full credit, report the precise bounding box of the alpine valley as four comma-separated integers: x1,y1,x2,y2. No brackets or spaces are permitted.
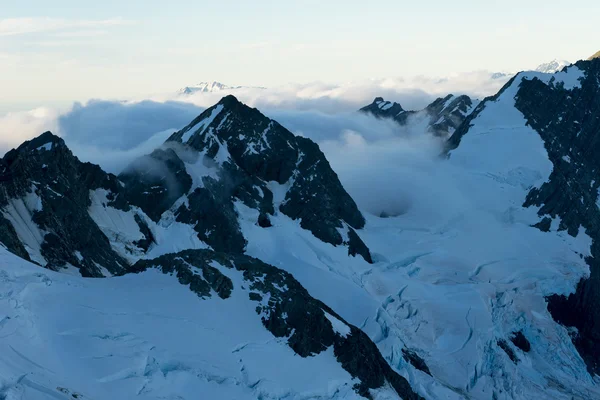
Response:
1,57,600,400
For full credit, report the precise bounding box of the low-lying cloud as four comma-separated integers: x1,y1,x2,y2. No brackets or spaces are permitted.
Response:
0,71,509,213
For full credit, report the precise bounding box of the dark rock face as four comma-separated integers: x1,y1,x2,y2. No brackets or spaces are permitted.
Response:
347,227,373,263
359,97,405,120
360,95,475,137
451,59,600,375
497,339,519,364
0,132,130,277
402,349,432,376
0,215,31,262
513,59,600,375
426,95,474,137
129,251,233,299
279,136,366,248
119,148,192,222
160,95,372,262
175,181,247,254
510,331,531,353
126,249,422,400
0,102,420,396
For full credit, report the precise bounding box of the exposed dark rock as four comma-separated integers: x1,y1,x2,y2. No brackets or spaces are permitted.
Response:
280,136,366,248
125,249,422,399
347,227,373,263
119,147,192,222
163,95,371,262
0,132,131,277
402,348,432,376
175,182,247,254
450,59,600,375
0,215,32,262
360,95,475,137
513,59,600,375
128,250,233,299
532,216,552,232
426,95,474,137
257,212,272,228
133,214,155,252
359,98,405,120
497,339,519,364
510,331,531,353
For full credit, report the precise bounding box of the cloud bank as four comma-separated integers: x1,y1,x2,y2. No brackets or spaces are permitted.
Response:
0,71,510,212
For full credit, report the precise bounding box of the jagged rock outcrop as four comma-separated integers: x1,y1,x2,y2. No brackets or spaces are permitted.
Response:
119,147,193,222
514,59,600,375
359,97,405,120
360,94,476,137
0,132,139,277
122,95,372,261
0,95,374,274
0,105,421,398
126,249,422,399
448,58,600,375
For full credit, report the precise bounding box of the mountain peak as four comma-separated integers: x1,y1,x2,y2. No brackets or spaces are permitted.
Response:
177,81,267,95
23,130,62,146
217,94,244,108
589,50,600,60
178,81,234,95
360,94,476,137
535,59,571,73
360,97,405,118
7,131,66,158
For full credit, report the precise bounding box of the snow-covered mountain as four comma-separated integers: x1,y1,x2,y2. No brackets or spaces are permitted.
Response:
359,94,478,137
534,59,572,74
177,81,266,95
2,58,600,399
0,98,418,399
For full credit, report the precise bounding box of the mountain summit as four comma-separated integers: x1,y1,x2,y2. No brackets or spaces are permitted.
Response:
0,96,420,399
177,81,266,95
360,94,477,137
589,50,600,60
534,59,571,73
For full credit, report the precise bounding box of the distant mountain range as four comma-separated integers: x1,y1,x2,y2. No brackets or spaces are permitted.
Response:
359,94,478,138
534,59,572,73
178,81,266,95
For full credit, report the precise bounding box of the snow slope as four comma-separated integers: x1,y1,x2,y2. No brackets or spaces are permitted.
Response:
1,65,599,399
0,247,401,400
232,66,600,399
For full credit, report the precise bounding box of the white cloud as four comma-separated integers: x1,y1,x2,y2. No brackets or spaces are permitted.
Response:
0,70,510,179
151,72,510,114
0,108,59,152
0,17,133,37
0,95,449,218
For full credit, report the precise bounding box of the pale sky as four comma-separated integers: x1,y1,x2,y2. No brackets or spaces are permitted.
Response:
1,0,599,111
